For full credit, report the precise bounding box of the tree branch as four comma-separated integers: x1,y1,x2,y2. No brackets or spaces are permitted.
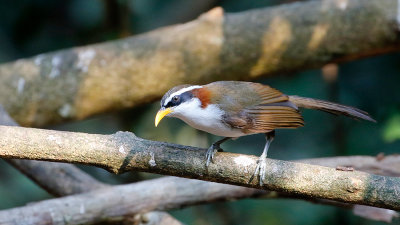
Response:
0,105,109,195
2,108,396,223
6,162,183,225
0,125,399,210
0,0,398,126
0,106,182,225
0,177,264,225
300,155,400,177
0,155,399,225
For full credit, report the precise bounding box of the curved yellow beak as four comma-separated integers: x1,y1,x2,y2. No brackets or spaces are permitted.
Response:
155,108,173,127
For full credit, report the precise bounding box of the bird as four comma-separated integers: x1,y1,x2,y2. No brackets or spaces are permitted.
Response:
155,81,375,185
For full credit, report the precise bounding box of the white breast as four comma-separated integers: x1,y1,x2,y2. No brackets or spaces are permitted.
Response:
169,98,245,138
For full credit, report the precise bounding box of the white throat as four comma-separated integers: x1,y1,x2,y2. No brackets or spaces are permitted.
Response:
169,98,245,138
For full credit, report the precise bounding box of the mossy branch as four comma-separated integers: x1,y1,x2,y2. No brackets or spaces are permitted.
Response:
0,106,182,225
1,107,397,223
0,125,399,211
0,0,398,126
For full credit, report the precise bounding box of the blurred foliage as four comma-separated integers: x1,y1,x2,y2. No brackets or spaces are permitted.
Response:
0,0,399,225
383,113,400,143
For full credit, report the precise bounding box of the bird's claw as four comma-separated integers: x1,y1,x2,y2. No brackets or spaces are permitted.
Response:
205,144,223,167
250,158,267,186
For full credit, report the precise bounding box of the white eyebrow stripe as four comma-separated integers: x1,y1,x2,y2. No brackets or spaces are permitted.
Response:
164,85,203,105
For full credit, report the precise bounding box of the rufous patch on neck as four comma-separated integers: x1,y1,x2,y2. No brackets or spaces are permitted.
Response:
192,87,211,108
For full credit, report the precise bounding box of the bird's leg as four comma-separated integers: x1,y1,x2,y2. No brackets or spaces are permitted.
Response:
251,131,275,186
206,137,230,167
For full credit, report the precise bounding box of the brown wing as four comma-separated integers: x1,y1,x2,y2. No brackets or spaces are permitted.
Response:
210,82,304,134
244,105,304,133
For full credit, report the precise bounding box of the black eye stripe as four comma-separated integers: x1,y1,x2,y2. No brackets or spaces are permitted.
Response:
163,92,193,108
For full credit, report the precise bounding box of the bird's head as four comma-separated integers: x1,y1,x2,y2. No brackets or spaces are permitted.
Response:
155,85,210,127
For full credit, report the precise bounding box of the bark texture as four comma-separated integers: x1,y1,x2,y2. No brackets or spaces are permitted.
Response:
0,125,398,211
0,0,398,126
1,107,397,223
0,152,399,225
0,106,181,224
0,105,108,195
0,177,263,225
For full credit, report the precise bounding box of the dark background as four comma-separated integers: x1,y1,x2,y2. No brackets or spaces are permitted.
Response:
0,1,399,224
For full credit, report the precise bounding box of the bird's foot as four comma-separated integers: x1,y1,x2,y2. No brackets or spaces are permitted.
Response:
205,143,223,167
250,157,267,186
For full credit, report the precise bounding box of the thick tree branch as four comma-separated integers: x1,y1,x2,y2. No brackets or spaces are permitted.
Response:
0,125,399,211
2,108,395,223
0,0,398,126
0,177,264,225
5,164,182,225
0,105,397,223
7,159,108,196
0,105,108,195
301,155,400,177
0,157,398,225
0,106,182,225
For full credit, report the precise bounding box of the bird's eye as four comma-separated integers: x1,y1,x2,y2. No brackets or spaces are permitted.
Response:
172,96,179,102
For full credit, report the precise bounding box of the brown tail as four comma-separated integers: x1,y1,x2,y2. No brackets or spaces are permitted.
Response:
288,95,376,122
